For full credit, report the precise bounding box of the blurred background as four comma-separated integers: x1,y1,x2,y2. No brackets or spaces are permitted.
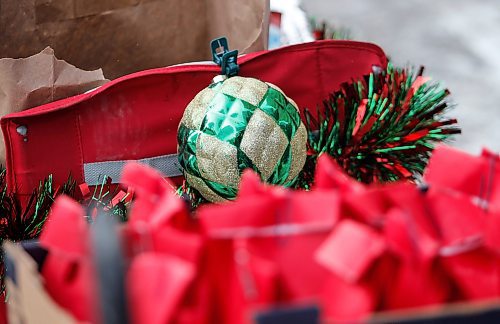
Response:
302,0,500,154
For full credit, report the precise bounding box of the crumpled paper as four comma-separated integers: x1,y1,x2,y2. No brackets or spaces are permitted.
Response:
3,242,76,324
0,47,109,162
1,0,269,79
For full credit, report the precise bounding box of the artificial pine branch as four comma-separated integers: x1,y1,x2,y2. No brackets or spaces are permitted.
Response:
83,175,131,223
302,63,461,184
0,168,132,294
0,170,76,243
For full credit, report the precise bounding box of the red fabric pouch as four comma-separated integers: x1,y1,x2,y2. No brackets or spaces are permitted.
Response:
198,181,342,323
0,40,387,197
425,146,500,212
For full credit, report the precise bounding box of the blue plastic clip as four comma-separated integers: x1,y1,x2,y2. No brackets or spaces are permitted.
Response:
211,37,239,77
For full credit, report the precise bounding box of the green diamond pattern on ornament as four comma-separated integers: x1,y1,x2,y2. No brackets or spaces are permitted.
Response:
177,76,307,202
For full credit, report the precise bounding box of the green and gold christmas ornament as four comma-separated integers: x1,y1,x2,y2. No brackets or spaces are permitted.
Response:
177,76,307,202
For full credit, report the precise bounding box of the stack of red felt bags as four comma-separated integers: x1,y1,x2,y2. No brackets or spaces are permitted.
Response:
36,145,500,323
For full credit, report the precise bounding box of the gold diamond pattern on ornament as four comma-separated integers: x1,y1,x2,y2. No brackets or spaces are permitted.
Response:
196,133,240,188
240,109,289,181
220,76,269,106
185,173,227,203
286,123,308,183
180,87,216,130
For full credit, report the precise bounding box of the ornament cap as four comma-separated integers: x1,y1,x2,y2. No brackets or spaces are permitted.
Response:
210,37,239,77
211,75,228,85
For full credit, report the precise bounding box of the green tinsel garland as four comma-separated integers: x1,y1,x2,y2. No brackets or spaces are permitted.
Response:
0,168,131,294
0,170,75,244
301,64,461,184
0,171,129,246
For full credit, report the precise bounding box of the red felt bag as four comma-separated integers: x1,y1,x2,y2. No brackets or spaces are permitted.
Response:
425,146,500,212
198,171,347,323
0,40,387,198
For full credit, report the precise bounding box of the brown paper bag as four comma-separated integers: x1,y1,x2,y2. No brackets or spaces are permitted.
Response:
0,47,109,162
1,0,270,79
3,242,76,324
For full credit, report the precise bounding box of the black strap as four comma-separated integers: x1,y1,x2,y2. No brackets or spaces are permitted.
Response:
91,214,129,324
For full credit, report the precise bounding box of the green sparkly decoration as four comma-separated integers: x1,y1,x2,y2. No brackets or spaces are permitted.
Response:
0,169,75,294
303,64,461,184
178,76,307,202
0,167,131,294
84,175,131,223
0,170,76,244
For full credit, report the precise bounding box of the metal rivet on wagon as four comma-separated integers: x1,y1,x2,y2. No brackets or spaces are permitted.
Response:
16,125,28,137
